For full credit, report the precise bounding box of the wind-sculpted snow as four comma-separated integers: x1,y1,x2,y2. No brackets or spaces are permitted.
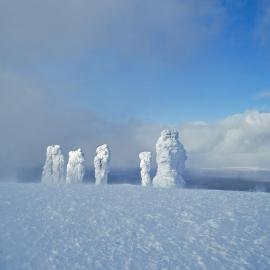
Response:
66,149,85,184
41,145,65,184
94,144,111,185
139,152,152,187
0,184,270,270
153,129,187,188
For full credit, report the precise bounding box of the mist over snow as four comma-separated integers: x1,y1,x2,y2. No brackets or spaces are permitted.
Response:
2,81,270,182
1,1,270,269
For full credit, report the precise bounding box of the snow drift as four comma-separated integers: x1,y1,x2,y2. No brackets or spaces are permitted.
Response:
66,149,85,184
153,129,187,188
94,144,111,185
41,145,65,184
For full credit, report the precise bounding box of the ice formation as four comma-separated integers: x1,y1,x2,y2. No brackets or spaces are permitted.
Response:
41,145,65,184
139,152,152,187
66,149,86,184
153,129,187,188
94,144,111,185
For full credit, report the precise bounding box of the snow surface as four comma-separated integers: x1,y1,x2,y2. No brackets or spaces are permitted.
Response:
153,129,187,188
66,149,85,184
0,184,270,270
139,152,152,187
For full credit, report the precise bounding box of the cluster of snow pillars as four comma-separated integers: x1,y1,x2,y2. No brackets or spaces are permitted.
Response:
41,129,187,188
41,144,112,184
41,145,65,184
153,129,187,188
94,144,111,185
66,149,86,184
139,152,152,187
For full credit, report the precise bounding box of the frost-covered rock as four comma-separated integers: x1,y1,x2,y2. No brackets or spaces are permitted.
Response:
66,149,85,184
41,145,65,184
139,152,152,187
94,144,111,185
153,129,187,188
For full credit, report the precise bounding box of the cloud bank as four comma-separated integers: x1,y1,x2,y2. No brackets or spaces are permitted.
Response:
181,110,270,168
1,72,270,180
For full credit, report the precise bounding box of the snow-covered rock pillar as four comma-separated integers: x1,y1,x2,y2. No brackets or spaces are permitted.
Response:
94,144,111,185
153,129,187,188
66,149,86,184
139,152,152,187
41,145,65,184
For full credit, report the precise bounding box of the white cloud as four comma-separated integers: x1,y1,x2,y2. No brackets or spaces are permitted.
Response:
0,0,225,64
181,110,270,168
256,91,270,99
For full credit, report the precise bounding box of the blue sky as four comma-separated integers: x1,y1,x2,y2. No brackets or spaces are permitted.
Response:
1,0,270,175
